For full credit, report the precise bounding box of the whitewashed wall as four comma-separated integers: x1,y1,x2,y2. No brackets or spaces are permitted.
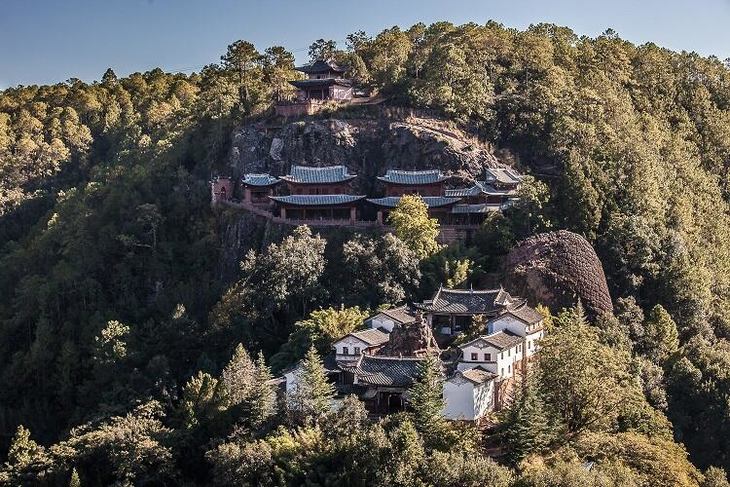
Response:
443,378,475,420
333,335,369,359
371,315,396,332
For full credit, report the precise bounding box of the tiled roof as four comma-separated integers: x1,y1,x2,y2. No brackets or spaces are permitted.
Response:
366,196,462,208
296,59,348,74
377,306,416,325
502,303,544,325
349,328,390,347
282,165,356,184
242,173,280,187
444,181,518,198
459,367,498,384
483,330,523,350
354,355,425,387
377,169,446,185
290,78,352,89
485,168,523,185
451,203,501,214
416,287,514,315
269,195,365,206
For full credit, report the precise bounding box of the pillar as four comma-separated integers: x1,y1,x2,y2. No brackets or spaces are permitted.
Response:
244,188,252,204
376,210,383,224
280,206,287,219
350,206,357,223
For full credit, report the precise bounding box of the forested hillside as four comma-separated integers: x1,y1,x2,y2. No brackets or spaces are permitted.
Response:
3,21,730,486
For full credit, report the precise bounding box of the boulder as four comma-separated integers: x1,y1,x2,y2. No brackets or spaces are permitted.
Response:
503,230,612,318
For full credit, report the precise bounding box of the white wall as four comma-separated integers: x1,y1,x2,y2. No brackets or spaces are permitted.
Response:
489,314,528,336
371,315,396,333
473,380,495,419
333,335,369,359
284,366,301,394
458,338,525,380
443,379,475,420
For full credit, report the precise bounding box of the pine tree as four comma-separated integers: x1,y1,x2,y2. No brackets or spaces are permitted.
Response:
6,425,43,469
69,467,81,487
245,352,277,429
289,346,336,424
409,355,448,448
500,373,553,466
220,343,256,406
641,304,679,364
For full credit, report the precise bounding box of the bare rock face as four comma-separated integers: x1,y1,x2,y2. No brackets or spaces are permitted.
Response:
503,230,612,317
380,312,440,357
227,111,501,195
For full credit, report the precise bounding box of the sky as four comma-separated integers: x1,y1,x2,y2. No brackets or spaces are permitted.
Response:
2,0,730,89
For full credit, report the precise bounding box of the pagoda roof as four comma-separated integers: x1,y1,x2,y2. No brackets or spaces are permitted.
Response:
484,168,523,185
366,196,462,209
269,194,365,206
373,306,416,325
296,59,348,74
377,169,447,185
242,173,280,187
281,165,356,184
445,181,518,198
354,355,425,387
289,78,352,89
497,303,544,325
450,203,502,214
415,287,515,315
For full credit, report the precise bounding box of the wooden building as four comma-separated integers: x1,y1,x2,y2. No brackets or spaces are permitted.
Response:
271,165,364,223
275,59,353,116
241,173,280,207
210,176,233,204
377,169,448,196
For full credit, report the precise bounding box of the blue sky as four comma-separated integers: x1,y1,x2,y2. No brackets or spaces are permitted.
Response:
1,0,730,88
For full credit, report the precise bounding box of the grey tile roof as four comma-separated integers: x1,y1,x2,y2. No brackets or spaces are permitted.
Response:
269,195,365,206
242,173,280,186
451,203,502,214
377,169,446,185
282,165,356,184
296,59,348,74
377,306,416,325
502,303,544,325
366,196,462,208
458,367,498,384
354,355,425,387
445,181,518,198
483,330,523,350
485,168,523,185
416,287,514,315
349,329,390,347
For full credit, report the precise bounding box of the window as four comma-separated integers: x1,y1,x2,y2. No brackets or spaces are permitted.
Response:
354,347,361,355
500,352,504,360
342,346,349,355
484,353,491,361
471,352,478,361
508,364,511,373
528,341,532,349
508,349,511,357
501,368,504,376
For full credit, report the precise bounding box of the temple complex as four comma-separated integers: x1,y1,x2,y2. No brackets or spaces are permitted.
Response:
241,173,280,208
270,165,365,223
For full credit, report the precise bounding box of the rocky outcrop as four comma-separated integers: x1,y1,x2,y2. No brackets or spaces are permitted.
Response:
380,312,440,357
503,230,612,317
227,110,501,195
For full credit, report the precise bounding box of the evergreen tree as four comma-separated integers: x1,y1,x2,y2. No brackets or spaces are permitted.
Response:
6,425,44,470
409,355,448,448
246,352,277,430
220,343,256,406
500,373,553,466
69,467,81,487
641,304,680,364
288,346,336,424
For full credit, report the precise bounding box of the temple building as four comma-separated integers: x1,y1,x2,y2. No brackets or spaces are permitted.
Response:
241,173,280,207
271,165,365,223
377,169,448,196
445,167,524,223
275,59,353,116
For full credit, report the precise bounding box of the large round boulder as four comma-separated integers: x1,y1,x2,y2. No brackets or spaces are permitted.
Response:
503,230,612,317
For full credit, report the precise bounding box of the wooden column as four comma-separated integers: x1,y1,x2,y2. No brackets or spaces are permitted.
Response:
376,210,383,224
281,206,287,219
350,206,357,223
244,188,252,204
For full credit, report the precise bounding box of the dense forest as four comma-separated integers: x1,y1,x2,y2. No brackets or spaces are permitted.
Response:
3,20,730,486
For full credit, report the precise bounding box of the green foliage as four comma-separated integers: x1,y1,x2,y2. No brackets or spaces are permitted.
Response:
641,304,680,363
387,194,441,260
341,233,420,307
409,355,449,449
287,346,336,425
270,306,368,370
